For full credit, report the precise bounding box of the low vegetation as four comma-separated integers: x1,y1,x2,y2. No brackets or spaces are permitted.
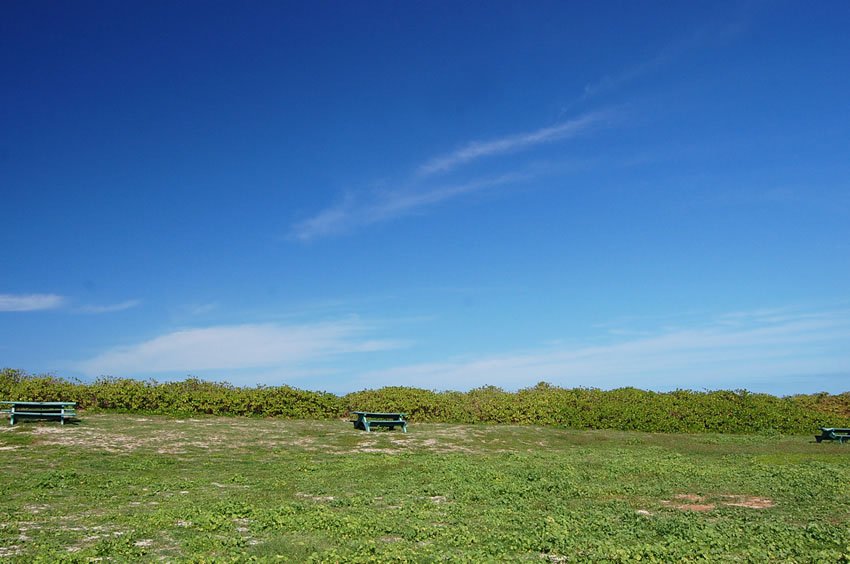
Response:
2,368,849,435
1,414,849,561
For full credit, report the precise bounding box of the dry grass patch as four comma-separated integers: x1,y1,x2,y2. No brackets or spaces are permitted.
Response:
661,493,776,512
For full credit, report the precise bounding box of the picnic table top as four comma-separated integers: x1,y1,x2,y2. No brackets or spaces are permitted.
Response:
352,411,406,417
1,401,77,406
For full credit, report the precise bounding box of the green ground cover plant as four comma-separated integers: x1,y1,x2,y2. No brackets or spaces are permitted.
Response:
0,414,848,561
2,369,849,434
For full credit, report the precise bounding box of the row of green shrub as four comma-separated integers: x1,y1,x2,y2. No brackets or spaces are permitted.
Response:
346,383,850,433
2,368,848,434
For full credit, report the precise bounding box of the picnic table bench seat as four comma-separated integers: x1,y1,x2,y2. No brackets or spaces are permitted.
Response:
815,427,850,443
1,401,77,425
351,411,407,433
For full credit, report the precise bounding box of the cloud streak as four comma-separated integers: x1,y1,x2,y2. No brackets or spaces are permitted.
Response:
77,319,406,377
349,307,850,393
291,108,616,241
75,300,141,314
0,293,64,312
292,172,530,241
580,21,746,101
418,110,613,176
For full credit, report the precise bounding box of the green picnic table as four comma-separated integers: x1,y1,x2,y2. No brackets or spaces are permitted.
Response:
352,411,407,433
815,427,850,443
1,401,77,425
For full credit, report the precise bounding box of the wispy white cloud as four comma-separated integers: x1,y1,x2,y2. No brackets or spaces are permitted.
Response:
580,21,746,102
418,110,613,176
349,307,850,393
0,293,64,312
183,302,219,316
75,299,141,314
581,55,669,101
76,319,407,377
291,107,616,241
292,172,530,241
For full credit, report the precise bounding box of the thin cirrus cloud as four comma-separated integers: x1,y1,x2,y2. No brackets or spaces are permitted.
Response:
579,21,746,102
417,110,613,176
291,172,531,241
0,293,64,312
292,109,614,241
75,299,142,314
76,320,407,377
348,307,850,393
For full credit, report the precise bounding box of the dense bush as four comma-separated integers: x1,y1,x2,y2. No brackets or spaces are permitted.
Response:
0,369,344,420
344,381,850,433
2,367,848,434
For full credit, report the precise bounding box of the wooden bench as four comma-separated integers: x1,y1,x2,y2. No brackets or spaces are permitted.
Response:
351,411,407,433
815,427,850,443
1,401,77,426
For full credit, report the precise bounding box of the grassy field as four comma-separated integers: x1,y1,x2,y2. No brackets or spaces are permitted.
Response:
1,414,849,562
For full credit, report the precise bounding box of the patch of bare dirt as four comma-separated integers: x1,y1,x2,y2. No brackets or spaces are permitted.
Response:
288,437,315,447
419,439,475,453
0,545,22,557
32,426,147,452
661,494,715,512
661,493,775,512
210,482,249,489
721,495,775,509
678,503,716,512
356,447,400,454
32,425,238,454
430,426,487,440
134,539,154,547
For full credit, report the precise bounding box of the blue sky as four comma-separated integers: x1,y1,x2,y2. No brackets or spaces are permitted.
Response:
2,1,849,395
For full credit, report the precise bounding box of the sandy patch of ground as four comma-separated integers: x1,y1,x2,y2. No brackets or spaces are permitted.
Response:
31,424,241,453
345,433,476,454
0,545,22,557
210,482,249,489
661,494,715,511
721,495,775,509
134,539,154,547
661,493,775,512
26,416,540,456
33,426,149,452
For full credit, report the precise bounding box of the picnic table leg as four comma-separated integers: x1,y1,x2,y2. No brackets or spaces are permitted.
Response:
9,406,14,426
61,406,65,425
